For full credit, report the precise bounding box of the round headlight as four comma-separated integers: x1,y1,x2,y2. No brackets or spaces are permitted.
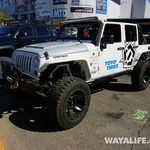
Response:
33,56,40,68
12,52,16,63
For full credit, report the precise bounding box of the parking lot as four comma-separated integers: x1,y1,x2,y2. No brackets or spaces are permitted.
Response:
0,75,150,150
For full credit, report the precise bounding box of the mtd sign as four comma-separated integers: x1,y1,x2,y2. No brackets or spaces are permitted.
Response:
53,8,67,25
53,8,67,19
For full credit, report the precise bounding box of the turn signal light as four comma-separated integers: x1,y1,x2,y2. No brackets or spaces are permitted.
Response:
34,70,37,75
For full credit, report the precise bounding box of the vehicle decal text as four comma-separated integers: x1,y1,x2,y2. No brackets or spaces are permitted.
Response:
105,60,119,70
53,55,68,59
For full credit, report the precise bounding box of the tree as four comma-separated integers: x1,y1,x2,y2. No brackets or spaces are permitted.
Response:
0,10,13,25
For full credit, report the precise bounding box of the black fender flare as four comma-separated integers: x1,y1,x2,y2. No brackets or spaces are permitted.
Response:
0,45,15,57
139,51,150,61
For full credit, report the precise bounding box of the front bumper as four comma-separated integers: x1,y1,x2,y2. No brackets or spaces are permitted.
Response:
1,60,39,94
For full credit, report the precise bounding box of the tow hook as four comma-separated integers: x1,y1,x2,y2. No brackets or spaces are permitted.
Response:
10,82,19,89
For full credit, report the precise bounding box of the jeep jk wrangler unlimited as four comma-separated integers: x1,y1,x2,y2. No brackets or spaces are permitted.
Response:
1,17,150,129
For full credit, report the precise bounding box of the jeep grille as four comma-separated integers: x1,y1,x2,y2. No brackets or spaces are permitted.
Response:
16,54,32,72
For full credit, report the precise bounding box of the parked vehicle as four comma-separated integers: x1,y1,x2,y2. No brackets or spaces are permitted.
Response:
0,20,54,76
1,17,150,129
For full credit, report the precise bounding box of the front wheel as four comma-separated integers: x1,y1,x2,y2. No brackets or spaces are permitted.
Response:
131,60,150,91
46,77,91,129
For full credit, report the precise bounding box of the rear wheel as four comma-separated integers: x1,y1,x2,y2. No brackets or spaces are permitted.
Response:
131,60,150,91
46,77,91,129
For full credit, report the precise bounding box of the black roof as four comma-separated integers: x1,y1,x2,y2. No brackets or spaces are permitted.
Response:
107,18,150,24
4,20,46,26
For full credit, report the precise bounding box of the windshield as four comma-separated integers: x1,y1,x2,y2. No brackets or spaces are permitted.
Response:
0,25,18,36
56,22,100,43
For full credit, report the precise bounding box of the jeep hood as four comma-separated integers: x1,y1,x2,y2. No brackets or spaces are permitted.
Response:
0,36,14,45
16,41,93,57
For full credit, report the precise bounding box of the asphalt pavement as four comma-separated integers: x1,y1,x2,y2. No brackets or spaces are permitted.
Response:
0,75,150,150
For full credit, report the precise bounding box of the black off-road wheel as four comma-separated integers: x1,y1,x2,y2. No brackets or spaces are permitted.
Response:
46,77,91,129
131,60,150,91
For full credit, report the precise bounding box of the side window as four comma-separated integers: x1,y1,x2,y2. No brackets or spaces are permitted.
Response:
125,25,137,41
35,26,49,36
103,24,121,42
18,26,33,37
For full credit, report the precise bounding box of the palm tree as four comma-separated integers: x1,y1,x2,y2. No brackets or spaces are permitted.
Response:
0,10,13,25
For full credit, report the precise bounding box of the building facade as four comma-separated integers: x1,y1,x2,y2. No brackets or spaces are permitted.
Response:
0,0,150,28
0,0,35,20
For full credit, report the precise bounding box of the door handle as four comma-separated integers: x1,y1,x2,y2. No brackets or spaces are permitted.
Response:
117,47,124,50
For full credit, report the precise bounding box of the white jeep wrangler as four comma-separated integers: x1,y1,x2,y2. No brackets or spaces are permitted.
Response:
1,17,150,129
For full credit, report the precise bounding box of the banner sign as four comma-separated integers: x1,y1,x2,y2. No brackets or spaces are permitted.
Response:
1,0,12,7
53,8,67,25
31,0,35,10
35,0,51,25
70,0,93,13
96,0,107,14
71,7,93,13
15,0,28,12
53,0,67,5
53,8,67,19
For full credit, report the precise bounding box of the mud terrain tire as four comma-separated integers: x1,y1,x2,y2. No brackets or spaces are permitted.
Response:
46,77,91,129
132,60,150,91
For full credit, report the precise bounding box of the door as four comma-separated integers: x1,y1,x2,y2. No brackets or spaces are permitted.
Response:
123,24,139,68
99,23,125,76
15,26,35,48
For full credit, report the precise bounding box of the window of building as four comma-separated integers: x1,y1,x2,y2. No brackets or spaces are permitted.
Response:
103,24,121,42
35,26,49,36
12,15,19,20
21,14,28,20
30,13,35,20
125,25,137,41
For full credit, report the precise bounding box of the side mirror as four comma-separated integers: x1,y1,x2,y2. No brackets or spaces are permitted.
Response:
100,35,114,50
102,35,114,44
